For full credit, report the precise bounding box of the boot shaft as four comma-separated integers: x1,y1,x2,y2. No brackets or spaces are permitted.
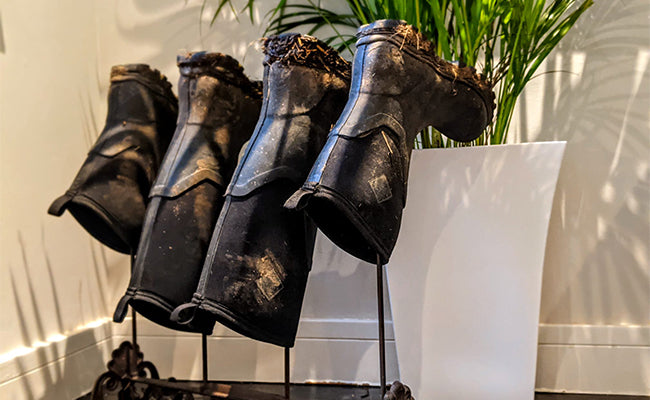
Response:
285,21,495,264
261,63,347,142
106,64,178,126
349,19,495,143
48,64,178,254
174,34,352,347
152,52,262,197
95,65,178,169
113,53,261,333
261,33,350,116
228,34,351,197
176,52,262,175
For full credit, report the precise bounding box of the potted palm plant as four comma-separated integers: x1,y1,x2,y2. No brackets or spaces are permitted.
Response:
205,0,592,147
204,1,592,398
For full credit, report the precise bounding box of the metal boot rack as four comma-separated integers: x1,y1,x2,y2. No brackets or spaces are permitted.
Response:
91,255,389,399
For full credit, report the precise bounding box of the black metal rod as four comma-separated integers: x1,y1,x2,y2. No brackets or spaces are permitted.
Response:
202,333,208,383
284,347,290,399
130,254,138,348
376,253,386,399
131,309,138,348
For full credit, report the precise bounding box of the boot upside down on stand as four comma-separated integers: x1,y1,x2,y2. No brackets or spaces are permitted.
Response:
172,33,352,348
114,52,262,333
54,18,495,400
286,19,495,265
49,64,178,254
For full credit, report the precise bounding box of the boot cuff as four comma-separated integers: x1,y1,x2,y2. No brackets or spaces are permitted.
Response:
177,51,262,98
262,33,351,81
357,19,495,120
110,64,175,99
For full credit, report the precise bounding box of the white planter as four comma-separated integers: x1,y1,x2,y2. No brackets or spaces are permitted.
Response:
387,142,566,400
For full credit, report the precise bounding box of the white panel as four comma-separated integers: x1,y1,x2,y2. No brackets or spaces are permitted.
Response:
536,324,650,395
112,317,398,384
112,317,394,341
0,319,111,385
0,0,119,357
537,345,650,395
3,320,648,396
387,143,566,400
112,334,399,385
538,324,650,346
0,338,114,400
524,0,650,327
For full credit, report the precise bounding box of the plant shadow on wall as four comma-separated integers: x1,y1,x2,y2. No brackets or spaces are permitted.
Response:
107,0,272,80
0,11,6,54
301,234,398,382
6,232,108,400
533,0,649,336
204,0,593,148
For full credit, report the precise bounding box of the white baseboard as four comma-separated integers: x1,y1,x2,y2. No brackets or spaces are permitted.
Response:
0,319,114,400
536,324,650,395
0,316,398,400
3,320,646,398
112,317,399,385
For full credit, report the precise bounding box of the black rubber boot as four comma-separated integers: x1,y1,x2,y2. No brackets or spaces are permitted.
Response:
113,52,262,333
171,34,351,346
286,20,495,264
48,65,177,254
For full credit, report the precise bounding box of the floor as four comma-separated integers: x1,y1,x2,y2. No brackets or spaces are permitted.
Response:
79,381,650,400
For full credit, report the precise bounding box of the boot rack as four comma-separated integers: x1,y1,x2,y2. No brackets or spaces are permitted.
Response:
91,255,389,400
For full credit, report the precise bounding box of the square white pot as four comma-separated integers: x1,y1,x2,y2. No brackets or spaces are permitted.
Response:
387,142,566,400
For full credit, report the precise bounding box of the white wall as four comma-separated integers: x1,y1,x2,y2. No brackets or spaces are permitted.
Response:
0,1,124,398
515,0,649,328
509,1,650,393
1,0,648,398
1,1,394,398
90,0,397,387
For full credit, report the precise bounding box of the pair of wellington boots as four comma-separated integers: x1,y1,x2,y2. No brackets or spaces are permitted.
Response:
48,38,349,346
51,19,494,349
112,52,264,333
109,37,350,343
173,20,493,347
48,52,264,332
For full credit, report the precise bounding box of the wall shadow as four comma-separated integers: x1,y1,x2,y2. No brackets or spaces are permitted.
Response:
521,0,650,390
535,0,650,327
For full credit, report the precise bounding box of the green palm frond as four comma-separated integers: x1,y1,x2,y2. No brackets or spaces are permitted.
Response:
202,0,593,148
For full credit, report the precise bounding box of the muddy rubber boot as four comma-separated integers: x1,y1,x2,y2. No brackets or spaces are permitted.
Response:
170,34,351,346
113,52,262,333
48,65,177,254
286,20,495,264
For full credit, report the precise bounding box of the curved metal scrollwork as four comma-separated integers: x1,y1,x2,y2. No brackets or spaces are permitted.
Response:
90,370,124,400
137,361,160,380
90,341,199,400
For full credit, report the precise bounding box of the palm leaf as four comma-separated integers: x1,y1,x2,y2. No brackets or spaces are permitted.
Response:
203,0,593,148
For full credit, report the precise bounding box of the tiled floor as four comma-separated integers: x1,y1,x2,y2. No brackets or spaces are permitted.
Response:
79,381,650,400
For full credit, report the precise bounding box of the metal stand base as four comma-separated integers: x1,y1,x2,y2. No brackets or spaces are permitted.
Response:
377,254,414,400
92,254,292,399
284,347,291,400
376,254,387,398
92,252,414,399
90,339,288,400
